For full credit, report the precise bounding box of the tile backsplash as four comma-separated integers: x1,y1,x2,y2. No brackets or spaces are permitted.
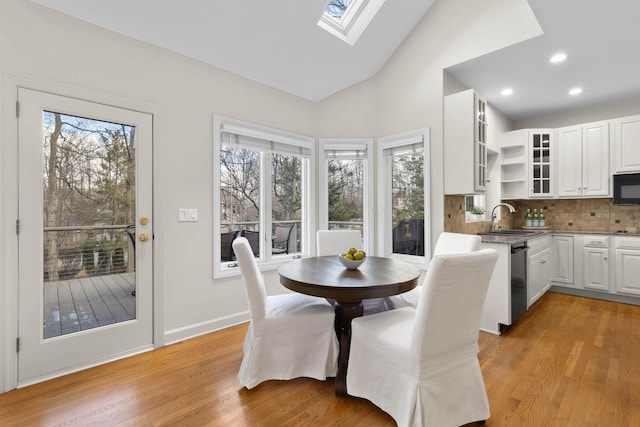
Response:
444,196,640,234
444,196,493,234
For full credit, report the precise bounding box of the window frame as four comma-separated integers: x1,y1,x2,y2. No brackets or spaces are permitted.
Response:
318,138,374,255
376,128,431,268
213,115,315,278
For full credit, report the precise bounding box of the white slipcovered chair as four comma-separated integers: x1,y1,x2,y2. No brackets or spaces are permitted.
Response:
387,232,482,309
233,237,339,389
316,229,363,256
316,230,387,313
346,249,499,427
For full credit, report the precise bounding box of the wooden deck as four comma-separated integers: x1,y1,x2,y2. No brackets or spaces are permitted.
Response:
43,272,136,339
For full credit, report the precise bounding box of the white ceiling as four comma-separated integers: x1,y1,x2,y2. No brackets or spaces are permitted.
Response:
30,0,640,121
447,0,640,121
30,0,436,102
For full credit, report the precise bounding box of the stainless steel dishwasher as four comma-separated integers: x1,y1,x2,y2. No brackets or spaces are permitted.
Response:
510,243,528,324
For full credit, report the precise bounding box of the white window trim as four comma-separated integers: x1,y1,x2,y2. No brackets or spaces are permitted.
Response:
318,138,374,255
213,115,315,278
317,0,387,46
376,128,431,268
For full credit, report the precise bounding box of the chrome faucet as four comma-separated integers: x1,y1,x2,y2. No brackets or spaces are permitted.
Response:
491,203,516,232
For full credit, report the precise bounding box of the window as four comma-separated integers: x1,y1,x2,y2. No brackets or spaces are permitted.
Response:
377,129,430,266
213,116,314,278
318,139,374,254
465,195,487,222
318,0,387,46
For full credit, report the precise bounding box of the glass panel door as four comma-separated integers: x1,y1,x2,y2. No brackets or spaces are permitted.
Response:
18,88,153,385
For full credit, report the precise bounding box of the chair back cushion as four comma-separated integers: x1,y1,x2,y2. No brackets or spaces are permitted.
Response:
316,230,362,256
433,232,481,256
233,237,267,319
411,249,498,360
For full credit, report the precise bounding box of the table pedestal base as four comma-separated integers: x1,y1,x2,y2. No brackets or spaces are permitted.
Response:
334,301,363,396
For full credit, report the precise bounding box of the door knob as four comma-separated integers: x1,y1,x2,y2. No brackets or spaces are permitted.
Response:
139,233,150,242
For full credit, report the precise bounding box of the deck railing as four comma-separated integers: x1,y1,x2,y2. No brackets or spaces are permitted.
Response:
43,225,135,282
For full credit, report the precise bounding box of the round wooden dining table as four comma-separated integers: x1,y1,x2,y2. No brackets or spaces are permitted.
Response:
278,255,421,396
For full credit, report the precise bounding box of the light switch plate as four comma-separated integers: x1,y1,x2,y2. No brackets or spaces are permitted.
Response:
178,208,198,222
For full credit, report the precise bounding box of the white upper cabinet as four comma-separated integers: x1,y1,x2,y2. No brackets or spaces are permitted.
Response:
612,114,640,173
556,125,581,197
556,121,609,197
444,89,487,194
529,130,553,198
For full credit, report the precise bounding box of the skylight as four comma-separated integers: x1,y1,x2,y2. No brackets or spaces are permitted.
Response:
325,0,353,21
318,0,387,46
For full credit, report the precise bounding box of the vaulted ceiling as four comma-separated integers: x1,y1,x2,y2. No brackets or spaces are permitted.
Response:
30,0,436,102
31,0,640,121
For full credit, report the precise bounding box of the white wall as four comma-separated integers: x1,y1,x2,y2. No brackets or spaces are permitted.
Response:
1,0,318,391
1,0,542,391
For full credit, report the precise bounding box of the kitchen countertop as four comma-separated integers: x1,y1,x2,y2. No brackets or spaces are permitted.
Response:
551,229,640,236
478,231,549,245
478,229,640,245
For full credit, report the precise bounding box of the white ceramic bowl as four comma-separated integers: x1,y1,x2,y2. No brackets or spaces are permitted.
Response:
338,255,366,270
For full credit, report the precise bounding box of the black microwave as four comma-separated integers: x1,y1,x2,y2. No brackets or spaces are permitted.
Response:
613,173,640,204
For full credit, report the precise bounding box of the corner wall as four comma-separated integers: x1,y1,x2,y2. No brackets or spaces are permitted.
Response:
315,0,542,253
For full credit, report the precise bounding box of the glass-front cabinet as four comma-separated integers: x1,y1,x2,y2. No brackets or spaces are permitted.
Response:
444,89,488,195
529,130,553,197
474,95,488,192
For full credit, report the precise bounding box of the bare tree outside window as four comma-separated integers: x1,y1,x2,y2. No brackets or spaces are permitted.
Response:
271,154,302,222
42,111,136,281
219,146,260,228
219,145,303,258
391,151,425,256
328,159,363,230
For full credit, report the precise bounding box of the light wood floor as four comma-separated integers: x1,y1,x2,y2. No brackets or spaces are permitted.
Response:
1,291,639,426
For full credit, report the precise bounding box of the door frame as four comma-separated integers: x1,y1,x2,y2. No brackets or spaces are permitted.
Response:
1,74,165,392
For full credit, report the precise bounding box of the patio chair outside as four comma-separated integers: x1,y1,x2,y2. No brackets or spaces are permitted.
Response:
241,230,260,257
220,230,239,262
272,223,295,254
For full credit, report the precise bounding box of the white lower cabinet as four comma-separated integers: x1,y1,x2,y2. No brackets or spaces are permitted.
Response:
528,248,551,307
582,235,610,292
614,237,640,296
527,235,552,308
552,235,574,286
583,247,610,291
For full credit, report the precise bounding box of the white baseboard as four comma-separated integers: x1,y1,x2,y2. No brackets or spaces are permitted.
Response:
164,311,250,345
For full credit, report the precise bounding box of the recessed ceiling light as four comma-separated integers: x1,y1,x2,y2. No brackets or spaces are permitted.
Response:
550,53,567,63
501,88,514,96
569,87,583,96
